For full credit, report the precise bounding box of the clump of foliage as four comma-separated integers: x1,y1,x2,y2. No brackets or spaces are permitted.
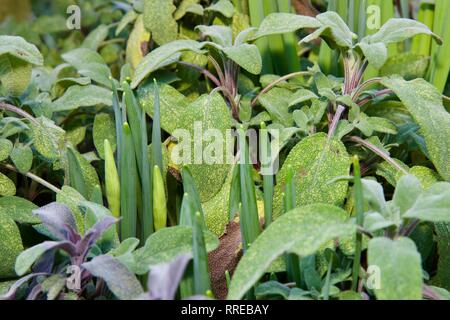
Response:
0,0,449,301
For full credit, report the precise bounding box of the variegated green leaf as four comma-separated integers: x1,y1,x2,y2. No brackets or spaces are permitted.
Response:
30,117,64,161
228,204,355,299
273,133,351,218
368,237,422,300
10,144,32,173
129,226,219,274
0,172,15,197
0,55,32,96
52,85,112,112
0,196,39,224
0,215,23,278
93,113,116,159
381,76,450,181
139,83,232,203
126,14,150,70
0,139,13,161
131,40,205,88
143,0,178,45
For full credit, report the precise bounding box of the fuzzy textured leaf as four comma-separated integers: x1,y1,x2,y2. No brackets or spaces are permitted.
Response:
0,139,13,161
301,12,356,50
10,144,32,173
251,13,320,40
131,40,205,88
222,44,262,75
62,48,112,88
0,173,16,197
130,226,219,274
0,196,39,224
143,0,178,45
204,0,234,18
0,36,43,66
0,215,24,278
93,113,116,159
82,255,143,300
381,76,450,181
228,204,355,300
273,133,350,218
52,85,112,112
139,83,231,202
368,237,422,300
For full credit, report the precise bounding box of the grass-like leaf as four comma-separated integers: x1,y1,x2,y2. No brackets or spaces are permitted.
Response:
120,123,138,240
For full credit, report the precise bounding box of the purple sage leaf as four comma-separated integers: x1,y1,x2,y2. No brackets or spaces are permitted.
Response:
82,255,143,300
32,202,78,240
148,253,191,300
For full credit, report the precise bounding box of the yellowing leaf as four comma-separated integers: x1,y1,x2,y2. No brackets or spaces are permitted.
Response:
0,55,32,96
126,15,150,69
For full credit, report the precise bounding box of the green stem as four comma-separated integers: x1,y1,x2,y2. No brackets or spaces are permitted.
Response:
238,127,261,251
1,163,61,194
351,156,364,292
323,252,334,300
248,0,274,74
251,71,313,106
120,123,138,240
260,122,273,228
192,212,211,295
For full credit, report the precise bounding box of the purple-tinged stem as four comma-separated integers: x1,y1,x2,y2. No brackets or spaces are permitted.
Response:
0,102,39,125
348,136,409,175
351,77,382,101
327,105,345,140
351,60,369,91
357,89,393,106
209,56,226,86
177,61,221,88
398,219,420,237
423,285,442,300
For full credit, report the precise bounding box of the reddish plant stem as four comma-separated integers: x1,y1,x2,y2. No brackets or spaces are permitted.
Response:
348,136,409,175
351,77,382,101
398,219,421,237
357,89,394,106
177,61,221,87
0,102,39,125
423,285,442,300
327,105,345,140
351,60,368,92
209,56,226,87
